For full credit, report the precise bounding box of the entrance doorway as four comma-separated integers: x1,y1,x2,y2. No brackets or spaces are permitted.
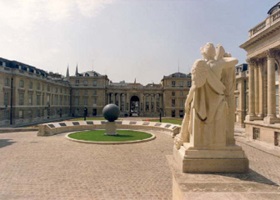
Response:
130,96,140,116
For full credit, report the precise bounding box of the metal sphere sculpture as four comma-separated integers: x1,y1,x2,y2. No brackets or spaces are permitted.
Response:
102,104,120,122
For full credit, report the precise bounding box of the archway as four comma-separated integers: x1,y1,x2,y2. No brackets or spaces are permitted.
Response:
130,96,140,116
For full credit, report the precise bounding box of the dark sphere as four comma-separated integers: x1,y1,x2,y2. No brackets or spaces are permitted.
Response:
102,104,120,122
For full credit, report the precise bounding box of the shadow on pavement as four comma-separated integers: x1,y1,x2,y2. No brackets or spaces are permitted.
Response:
220,168,279,186
0,139,16,149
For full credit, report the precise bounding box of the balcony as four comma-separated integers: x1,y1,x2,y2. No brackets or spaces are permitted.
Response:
249,9,280,38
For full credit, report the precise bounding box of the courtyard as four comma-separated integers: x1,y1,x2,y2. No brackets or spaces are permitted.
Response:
0,125,280,200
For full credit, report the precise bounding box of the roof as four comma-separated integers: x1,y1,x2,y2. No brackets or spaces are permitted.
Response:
81,70,103,77
268,2,280,15
0,57,48,77
167,72,188,78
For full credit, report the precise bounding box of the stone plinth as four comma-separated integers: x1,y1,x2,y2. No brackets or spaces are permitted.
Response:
167,155,280,200
173,144,249,173
105,122,117,135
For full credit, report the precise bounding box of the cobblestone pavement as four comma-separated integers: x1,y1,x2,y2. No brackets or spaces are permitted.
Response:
1,129,280,200
236,138,280,186
0,130,173,200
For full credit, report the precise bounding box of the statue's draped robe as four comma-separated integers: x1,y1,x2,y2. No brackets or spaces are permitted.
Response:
188,63,229,148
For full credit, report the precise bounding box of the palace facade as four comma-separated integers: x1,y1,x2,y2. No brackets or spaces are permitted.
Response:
240,2,280,147
0,58,191,127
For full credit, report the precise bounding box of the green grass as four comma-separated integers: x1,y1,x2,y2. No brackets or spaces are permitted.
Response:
69,117,106,121
68,130,152,142
145,118,182,125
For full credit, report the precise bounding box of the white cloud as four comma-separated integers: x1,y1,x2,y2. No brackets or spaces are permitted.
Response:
0,0,114,30
75,0,114,17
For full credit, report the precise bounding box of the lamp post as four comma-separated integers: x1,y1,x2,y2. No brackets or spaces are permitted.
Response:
159,108,162,122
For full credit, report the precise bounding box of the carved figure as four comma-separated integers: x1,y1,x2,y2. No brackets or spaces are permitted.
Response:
175,43,238,149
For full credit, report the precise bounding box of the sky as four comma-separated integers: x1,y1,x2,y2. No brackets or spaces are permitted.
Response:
0,0,279,84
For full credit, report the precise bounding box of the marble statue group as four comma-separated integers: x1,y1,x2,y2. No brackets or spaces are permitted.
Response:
175,43,238,149
173,42,248,173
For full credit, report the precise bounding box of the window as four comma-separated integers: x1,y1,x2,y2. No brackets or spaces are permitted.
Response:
19,110,24,119
93,90,97,95
75,79,79,86
179,81,183,87
151,102,154,111
36,94,41,105
145,101,149,111
253,127,260,140
84,97,88,106
28,110,32,118
180,99,184,107
47,94,50,104
93,80,97,86
4,78,9,86
37,109,41,117
172,99,176,107
187,81,191,87
19,93,24,105
37,83,41,90
93,97,97,104
28,93,33,105
83,80,88,86
4,92,9,106
172,81,176,87
19,79,24,88
75,97,79,105
84,90,88,95
29,81,33,89
172,92,175,96
235,97,239,109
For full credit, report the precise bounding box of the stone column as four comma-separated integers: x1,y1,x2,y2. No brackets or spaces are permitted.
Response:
143,94,146,112
118,93,121,107
123,94,126,112
149,94,152,113
264,50,280,124
239,79,245,127
154,94,157,112
107,93,110,104
245,59,257,121
127,94,130,114
254,65,259,115
258,60,264,118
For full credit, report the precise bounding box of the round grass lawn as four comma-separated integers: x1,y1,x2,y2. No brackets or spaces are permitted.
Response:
67,130,155,144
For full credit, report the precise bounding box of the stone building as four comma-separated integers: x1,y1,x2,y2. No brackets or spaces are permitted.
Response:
235,63,248,128
0,58,192,127
0,58,71,127
240,2,280,147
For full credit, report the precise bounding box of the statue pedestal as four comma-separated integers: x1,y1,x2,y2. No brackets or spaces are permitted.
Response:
104,122,118,135
173,143,249,173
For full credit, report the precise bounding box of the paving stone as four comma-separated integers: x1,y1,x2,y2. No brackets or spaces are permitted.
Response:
1,127,280,199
